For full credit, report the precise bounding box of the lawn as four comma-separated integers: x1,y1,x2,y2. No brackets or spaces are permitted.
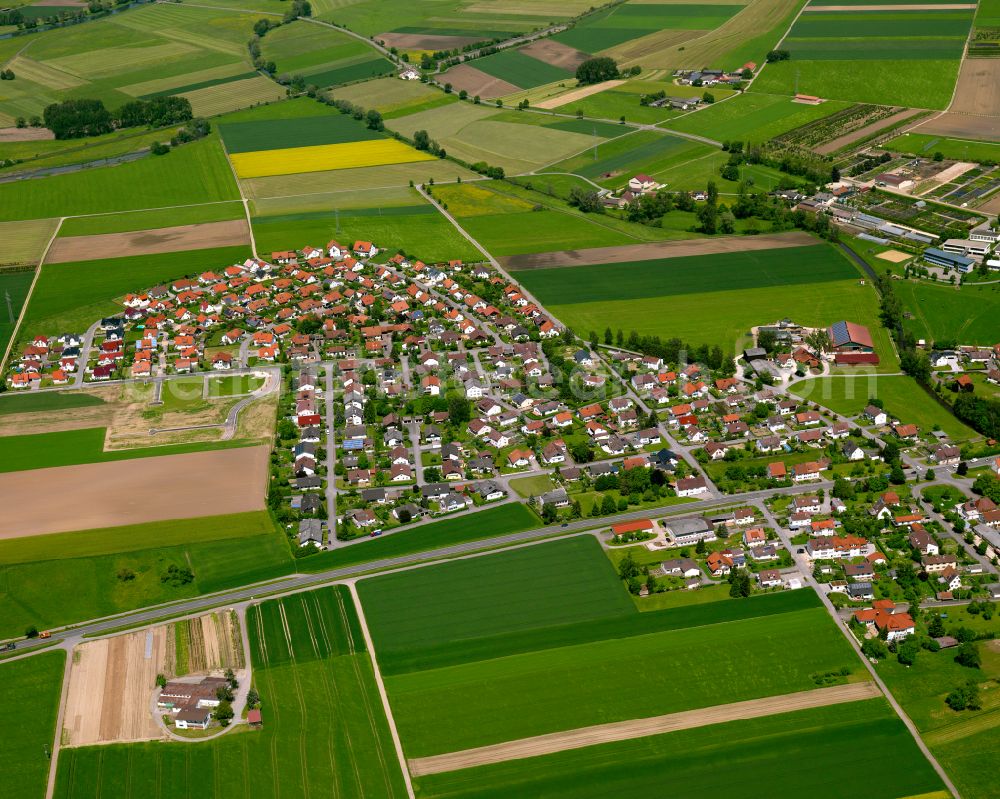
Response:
298,502,540,572
791,375,977,440
359,536,634,659
0,137,239,222
509,473,555,497
884,132,1000,163
413,699,946,799
22,245,251,337
0,652,64,799
666,92,851,143
0,513,292,638
56,202,245,237
750,58,961,109
207,374,265,397
386,606,862,756
513,243,890,352
54,586,407,799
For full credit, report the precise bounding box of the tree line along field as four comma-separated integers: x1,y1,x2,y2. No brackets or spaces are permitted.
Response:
412,699,947,799
54,586,408,799
0,651,64,799
791,375,978,441
0,512,292,639
359,537,868,759
511,242,894,356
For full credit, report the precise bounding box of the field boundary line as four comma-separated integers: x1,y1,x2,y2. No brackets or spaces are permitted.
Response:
346,581,415,799
0,215,62,374
408,682,883,776
45,646,72,799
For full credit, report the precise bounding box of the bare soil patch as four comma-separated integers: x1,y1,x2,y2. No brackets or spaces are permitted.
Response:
501,231,818,269
915,112,1000,142
408,682,882,776
0,126,55,142
978,193,1000,213
376,32,481,50
539,79,626,109
0,445,269,538
877,249,912,263
814,108,924,155
438,64,521,99
63,627,167,747
45,219,250,264
519,39,591,71
944,59,1000,118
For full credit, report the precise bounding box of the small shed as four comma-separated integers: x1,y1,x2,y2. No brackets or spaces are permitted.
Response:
247,709,262,728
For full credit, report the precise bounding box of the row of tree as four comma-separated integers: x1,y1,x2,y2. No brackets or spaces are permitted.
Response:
42,96,193,139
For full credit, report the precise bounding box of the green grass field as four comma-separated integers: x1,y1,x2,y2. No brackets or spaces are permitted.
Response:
471,48,573,89
551,129,713,185
791,375,977,440
884,132,1000,163
0,269,36,354
0,512,292,638
22,245,251,337
0,652,64,799
55,585,407,799
56,202,245,237
0,390,105,416
220,114,382,153
413,699,946,799
330,77,459,118
300,502,539,572
751,58,961,109
0,218,60,264
554,3,741,51
513,243,891,354
894,279,1000,346
359,536,633,658
0,137,239,222
667,92,850,143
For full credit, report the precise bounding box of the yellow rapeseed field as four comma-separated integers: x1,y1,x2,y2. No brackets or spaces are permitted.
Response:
230,139,435,179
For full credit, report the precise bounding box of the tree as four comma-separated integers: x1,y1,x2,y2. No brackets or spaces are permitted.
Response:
618,551,641,580
43,98,114,139
955,642,981,669
150,141,169,155
575,56,618,85
156,674,167,688
365,109,384,130
213,700,234,726
933,151,944,162
397,508,411,524
861,637,888,659
247,688,261,709
928,613,945,638
601,494,617,515
946,680,981,711
896,639,919,666
25,626,39,639
728,568,752,598
413,129,431,151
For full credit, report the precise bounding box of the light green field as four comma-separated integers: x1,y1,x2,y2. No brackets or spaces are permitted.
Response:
57,202,245,237
0,127,185,175
0,269,35,354
182,75,286,117
895,279,1000,346
0,217,59,264
750,59,961,109
667,92,851,142
0,137,239,222
790,375,977,440
249,185,423,215
884,132,1000,163
0,652,64,799
329,76,459,117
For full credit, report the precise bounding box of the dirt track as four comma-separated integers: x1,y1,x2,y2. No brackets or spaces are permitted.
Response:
45,219,250,264
408,682,882,776
501,231,817,269
64,627,167,747
536,79,626,109
814,108,924,155
519,39,591,71
0,445,268,538
439,64,521,99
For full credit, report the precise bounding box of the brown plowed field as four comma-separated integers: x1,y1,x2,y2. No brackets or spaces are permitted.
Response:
376,32,482,50
519,39,591,70
64,627,168,746
45,219,250,264
916,112,1000,142
538,79,626,109
0,445,268,538
501,231,817,269
438,64,521,98
0,126,55,142
814,108,924,155
943,59,1000,118
408,682,882,776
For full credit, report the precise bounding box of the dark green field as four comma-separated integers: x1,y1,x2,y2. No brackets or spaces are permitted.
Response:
23,245,251,337
0,391,105,416
413,699,945,799
0,512,292,638
55,586,407,799
359,536,633,659
303,56,395,88
554,3,740,50
220,114,383,153
0,651,64,799
472,48,573,88
299,502,539,572
0,269,35,354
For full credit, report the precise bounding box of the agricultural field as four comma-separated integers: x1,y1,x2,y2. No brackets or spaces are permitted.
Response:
0,2,270,126
884,132,1000,164
54,586,408,799
0,511,291,639
0,268,36,354
358,536,895,779
0,651,64,799
56,202,245,237
667,92,850,143
893,278,1000,347
412,699,946,799
230,139,435,179
259,19,394,88
511,242,891,353
330,76,458,119
790,375,978,441
0,136,239,222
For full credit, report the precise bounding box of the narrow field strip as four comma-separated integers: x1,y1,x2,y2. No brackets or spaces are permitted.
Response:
407,682,882,776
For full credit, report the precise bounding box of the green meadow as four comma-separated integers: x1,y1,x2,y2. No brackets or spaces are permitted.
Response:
55,586,407,799
413,699,946,799
57,202,246,237
0,390,105,416
0,652,64,799
895,279,1000,347
884,132,1000,163
0,269,35,353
